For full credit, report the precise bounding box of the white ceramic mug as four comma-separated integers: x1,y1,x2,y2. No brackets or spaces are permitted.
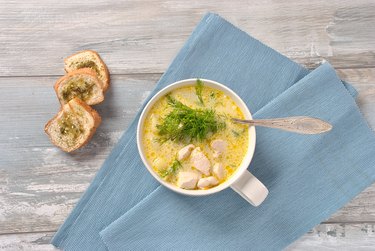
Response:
137,79,269,206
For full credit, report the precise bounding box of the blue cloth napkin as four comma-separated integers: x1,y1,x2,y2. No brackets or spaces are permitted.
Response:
100,62,375,250
51,13,375,250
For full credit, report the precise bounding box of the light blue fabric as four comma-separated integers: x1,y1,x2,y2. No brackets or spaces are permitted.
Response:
100,63,375,250
51,13,375,250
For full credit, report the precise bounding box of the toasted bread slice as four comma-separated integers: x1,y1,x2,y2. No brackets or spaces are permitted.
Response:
45,98,101,152
54,68,104,106
64,50,110,92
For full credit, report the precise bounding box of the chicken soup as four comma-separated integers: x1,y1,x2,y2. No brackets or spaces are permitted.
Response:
142,80,249,190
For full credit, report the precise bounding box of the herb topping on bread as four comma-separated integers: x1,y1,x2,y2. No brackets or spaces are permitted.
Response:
55,68,104,105
44,98,101,152
64,50,110,92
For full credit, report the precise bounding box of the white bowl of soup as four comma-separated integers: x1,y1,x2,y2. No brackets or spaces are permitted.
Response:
137,79,268,206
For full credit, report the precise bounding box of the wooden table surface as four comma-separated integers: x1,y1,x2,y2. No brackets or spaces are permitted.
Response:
1,1,374,250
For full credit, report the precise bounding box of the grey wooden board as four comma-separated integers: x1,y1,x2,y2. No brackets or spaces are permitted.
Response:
0,69,374,235
0,74,159,233
286,223,375,250
0,224,374,250
1,0,375,77
1,0,375,249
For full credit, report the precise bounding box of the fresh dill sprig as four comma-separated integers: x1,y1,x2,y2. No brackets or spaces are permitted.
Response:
156,95,226,143
195,79,204,105
209,91,216,99
158,159,182,178
231,128,246,137
231,129,241,137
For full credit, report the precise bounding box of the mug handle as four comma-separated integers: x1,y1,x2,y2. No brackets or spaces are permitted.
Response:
230,171,269,206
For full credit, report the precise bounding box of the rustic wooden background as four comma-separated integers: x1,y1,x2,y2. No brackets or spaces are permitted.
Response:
1,0,374,250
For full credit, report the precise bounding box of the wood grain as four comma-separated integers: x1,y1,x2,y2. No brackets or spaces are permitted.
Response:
0,74,158,234
0,0,375,77
0,68,374,234
0,232,57,251
287,223,375,250
0,223,374,250
1,0,374,248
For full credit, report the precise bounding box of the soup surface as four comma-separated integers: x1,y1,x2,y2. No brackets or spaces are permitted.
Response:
142,80,249,190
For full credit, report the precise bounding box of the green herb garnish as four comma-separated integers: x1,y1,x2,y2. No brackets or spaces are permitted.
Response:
231,129,240,137
231,128,246,137
61,79,94,102
58,113,84,146
209,91,216,99
158,159,182,178
156,95,226,143
195,79,204,105
75,61,101,77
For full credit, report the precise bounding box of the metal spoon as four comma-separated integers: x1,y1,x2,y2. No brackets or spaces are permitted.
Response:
231,116,333,134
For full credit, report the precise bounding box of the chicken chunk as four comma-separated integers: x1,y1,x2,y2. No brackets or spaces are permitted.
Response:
190,147,211,175
211,139,227,158
197,176,219,189
177,144,195,161
212,163,227,180
177,172,200,189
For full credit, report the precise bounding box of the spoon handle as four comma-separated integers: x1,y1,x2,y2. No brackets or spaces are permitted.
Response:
232,116,333,134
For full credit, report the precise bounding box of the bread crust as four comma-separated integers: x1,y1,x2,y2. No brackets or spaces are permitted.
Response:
44,98,102,152
64,50,110,92
70,98,102,152
54,68,104,106
46,50,108,152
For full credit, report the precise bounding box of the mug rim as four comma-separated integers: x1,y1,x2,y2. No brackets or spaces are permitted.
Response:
136,78,256,196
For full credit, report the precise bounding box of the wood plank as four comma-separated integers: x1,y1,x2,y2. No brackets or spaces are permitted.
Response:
337,68,375,127
1,0,375,76
287,223,375,250
0,232,57,251
0,223,374,250
0,68,374,234
0,74,159,234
